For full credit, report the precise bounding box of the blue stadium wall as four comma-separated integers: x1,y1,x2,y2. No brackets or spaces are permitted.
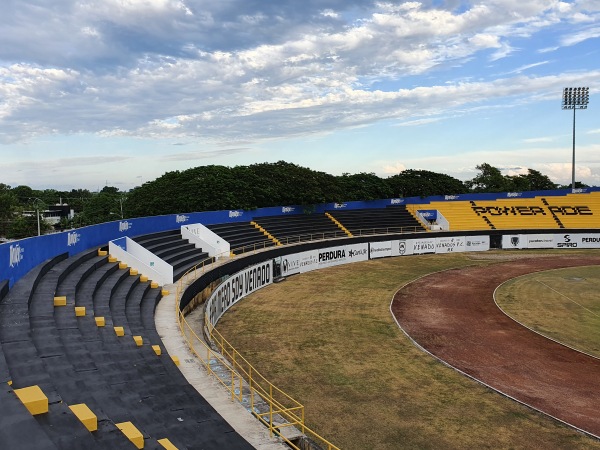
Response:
2,187,599,287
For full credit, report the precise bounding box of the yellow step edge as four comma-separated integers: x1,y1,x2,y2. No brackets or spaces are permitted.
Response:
150,281,159,289
69,403,98,432
140,275,148,282
116,422,144,449
108,255,118,263
152,345,162,356
97,249,107,256
54,296,67,307
171,356,180,366
130,268,138,276
95,317,105,327
133,336,143,347
158,438,179,450
114,326,125,337
118,262,128,270
75,306,86,317
13,385,48,415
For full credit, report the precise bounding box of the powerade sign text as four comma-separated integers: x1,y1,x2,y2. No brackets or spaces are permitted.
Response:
207,261,273,326
472,205,592,216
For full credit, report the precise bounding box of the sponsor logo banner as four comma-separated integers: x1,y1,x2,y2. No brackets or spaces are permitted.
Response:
207,260,273,326
411,238,436,255
435,236,466,254
418,210,438,220
465,236,490,252
9,244,25,268
554,233,600,249
526,234,554,249
369,241,392,259
502,234,525,249
391,240,413,257
317,243,369,268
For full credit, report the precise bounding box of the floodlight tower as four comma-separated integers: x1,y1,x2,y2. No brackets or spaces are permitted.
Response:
562,87,589,192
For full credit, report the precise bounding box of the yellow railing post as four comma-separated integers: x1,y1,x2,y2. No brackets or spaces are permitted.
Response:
269,384,273,437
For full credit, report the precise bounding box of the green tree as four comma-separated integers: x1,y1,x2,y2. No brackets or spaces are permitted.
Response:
0,184,18,237
387,170,466,198
336,173,393,201
506,169,558,192
466,163,508,193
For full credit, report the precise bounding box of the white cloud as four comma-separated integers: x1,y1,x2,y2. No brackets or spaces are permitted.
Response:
382,163,407,175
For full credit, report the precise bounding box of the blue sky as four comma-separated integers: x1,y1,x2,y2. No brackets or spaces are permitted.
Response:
1,0,599,191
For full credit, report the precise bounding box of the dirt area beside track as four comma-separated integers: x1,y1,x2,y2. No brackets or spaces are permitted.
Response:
391,255,600,438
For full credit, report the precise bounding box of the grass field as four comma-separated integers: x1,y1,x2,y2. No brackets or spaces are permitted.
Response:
495,265,600,358
215,250,600,449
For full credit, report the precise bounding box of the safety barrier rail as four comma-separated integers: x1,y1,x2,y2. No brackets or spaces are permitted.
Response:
230,225,426,256
174,252,340,450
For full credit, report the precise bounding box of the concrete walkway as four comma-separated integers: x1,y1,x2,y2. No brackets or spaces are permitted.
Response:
154,267,288,450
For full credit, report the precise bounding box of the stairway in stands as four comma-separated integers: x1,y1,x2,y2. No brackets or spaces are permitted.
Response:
133,230,213,281
0,249,253,449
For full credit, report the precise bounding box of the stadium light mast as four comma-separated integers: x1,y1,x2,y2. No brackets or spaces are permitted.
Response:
562,87,589,192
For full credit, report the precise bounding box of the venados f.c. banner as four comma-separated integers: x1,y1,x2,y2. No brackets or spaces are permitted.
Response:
206,260,273,327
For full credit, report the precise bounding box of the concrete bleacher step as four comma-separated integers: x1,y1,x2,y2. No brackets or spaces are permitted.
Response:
0,385,59,450
1,246,254,449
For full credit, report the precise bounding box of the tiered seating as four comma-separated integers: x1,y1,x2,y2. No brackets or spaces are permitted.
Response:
546,192,600,228
414,193,600,231
253,214,344,243
410,201,491,230
0,249,254,449
133,230,212,280
327,206,425,235
206,222,274,254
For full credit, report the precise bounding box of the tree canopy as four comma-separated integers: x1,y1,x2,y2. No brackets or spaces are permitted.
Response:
0,160,578,239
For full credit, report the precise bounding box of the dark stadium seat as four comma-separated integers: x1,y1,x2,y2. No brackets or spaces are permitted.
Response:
206,221,275,254
327,206,425,235
0,248,254,449
253,213,345,243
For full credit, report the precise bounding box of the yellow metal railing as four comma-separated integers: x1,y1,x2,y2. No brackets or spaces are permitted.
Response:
174,253,340,450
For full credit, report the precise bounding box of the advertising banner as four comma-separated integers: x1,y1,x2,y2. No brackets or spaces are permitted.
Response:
554,233,600,249
435,236,466,254
410,237,437,255
502,234,526,249
465,235,490,252
206,260,273,326
525,234,554,249
391,239,414,257
369,241,393,259
316,243,369,268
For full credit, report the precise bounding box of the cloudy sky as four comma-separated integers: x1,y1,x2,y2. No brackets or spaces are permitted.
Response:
1,0,599,191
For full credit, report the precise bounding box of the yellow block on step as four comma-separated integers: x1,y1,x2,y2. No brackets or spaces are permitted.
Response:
95,317,105,327
54,296,67,307
108,255,117,263
161,289,169,297
114,326,125,337
140,275,148,282
69,403,98,432
75,306,86,317
130,268,138,276
13,385,48,415
97,249,107,256
133,336,143,346
152,345,161,356
118,262,128,269
158,438,178,450
171,356,180,366
116,421,144,449
150,281,159,289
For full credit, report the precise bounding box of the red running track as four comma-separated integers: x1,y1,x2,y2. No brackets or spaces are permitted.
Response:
391,255,600,438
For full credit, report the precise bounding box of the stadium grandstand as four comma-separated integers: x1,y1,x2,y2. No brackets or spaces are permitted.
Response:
1,187,600,449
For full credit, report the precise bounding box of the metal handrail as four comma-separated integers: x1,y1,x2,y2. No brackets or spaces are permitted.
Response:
174,252,340,450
